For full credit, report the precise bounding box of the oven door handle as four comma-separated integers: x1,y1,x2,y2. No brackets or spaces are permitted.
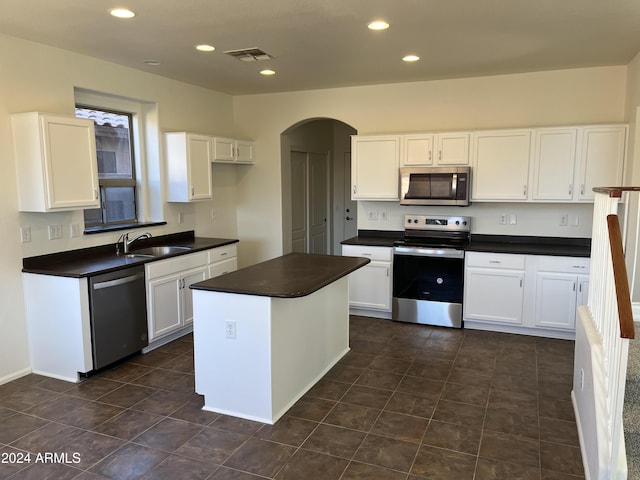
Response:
393,246,464,259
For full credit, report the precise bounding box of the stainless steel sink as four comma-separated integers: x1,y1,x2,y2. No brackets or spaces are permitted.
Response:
130,245,192,257
123,253,155,259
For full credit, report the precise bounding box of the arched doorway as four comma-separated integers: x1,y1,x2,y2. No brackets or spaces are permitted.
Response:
281,118,357,255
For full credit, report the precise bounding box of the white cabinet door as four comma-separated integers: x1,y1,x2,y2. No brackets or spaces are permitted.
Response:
165,132,213,202
464,268,525,325
235,140,255,164
347,261,392,311
577,125,626,201
401,132,469,166
437,132,470,165
181,266,208,327
351,135,400,200
12,113,100,212
403,134,434,166
213,137,255,163
147,273,182,340
531,128,577,201
471,130,531,201
534,272,577,330
213,137,235,162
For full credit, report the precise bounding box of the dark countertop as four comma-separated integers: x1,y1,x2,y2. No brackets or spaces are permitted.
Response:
22,231,239,278
341,230,591,257
467,234,591,257
341,230,404,247
191,252,370,298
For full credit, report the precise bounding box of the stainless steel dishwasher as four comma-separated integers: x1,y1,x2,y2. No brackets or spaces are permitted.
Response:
88,265,148,370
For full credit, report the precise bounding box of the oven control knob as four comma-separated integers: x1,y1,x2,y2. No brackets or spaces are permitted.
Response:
413,219,418,223
463,221,467,225
455,220,460,225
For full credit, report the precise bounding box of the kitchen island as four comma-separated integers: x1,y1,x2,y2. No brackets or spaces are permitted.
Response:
190,252,369,424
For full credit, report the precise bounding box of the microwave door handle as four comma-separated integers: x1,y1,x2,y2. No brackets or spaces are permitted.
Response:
451,173,457,198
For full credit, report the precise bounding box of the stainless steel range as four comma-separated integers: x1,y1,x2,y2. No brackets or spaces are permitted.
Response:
392,214,471,328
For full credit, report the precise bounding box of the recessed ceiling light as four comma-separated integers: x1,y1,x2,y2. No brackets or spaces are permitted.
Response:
144,60,161,66
108,8,135,19
368,20,390,31
260,69,276,76
403,55,420,62
196,44,215,52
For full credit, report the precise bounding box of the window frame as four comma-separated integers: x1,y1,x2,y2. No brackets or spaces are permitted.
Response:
75,104,142,231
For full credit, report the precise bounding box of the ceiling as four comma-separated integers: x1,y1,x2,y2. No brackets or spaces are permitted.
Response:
1,0,639,96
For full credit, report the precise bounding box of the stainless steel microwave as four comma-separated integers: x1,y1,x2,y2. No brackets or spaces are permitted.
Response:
399,166,471,206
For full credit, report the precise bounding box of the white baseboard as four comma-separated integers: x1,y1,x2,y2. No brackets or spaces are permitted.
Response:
0,367,32,386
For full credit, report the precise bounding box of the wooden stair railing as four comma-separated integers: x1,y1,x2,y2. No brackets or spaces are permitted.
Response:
607,214,636,340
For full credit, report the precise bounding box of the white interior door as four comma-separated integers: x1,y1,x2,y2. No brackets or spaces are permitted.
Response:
291,151,307,253
308,152,328,254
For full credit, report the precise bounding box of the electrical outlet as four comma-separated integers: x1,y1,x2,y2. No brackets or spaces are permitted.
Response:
368,211,378,221
379,210,387,221
509,214,517,225
178,212,184,224
48,224,62,240
571,215,580,227
20,226,31,243
560,214,568,226
70,223,80,238
499,214,507,225
225,320,236,339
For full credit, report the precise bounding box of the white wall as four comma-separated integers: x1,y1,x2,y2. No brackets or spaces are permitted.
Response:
0,34,238,382
234,66,628,265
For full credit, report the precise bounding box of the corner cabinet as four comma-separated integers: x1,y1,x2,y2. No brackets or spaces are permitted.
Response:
351,135,400,200
165,132,213,202
342,245,392,316
12,112,100,212
213,137,255,164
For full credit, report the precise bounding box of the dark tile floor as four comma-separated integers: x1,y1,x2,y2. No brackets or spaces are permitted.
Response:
0,315,584,479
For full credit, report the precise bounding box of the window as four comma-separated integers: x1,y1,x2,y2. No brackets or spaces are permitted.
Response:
75,107,138,229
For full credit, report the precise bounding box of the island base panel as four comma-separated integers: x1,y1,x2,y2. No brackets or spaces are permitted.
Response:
193,278,350,424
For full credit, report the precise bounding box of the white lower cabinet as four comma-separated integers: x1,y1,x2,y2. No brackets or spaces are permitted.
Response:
533,256,590,331
146,252,209,341
342,245,392,316
146,244,238,344
464,252,526,326
464,251,589,338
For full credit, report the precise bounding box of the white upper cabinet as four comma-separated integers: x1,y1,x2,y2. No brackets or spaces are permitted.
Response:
531,127,577,201
471,129,532,201
165,132,213,202
351,135,400,200
437,132,471,165
12,112,100,212
403,134,434,166
576,125,626,201
213,137,255,164
401,132,470,166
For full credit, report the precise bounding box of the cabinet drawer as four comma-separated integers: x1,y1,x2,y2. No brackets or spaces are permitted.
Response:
536,256,590,273
209,244,237,263
209,257,237,278
342,245,392,262
146,251,208,279
465,251,525,269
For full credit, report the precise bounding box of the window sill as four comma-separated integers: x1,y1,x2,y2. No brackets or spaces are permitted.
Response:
83,221,167,235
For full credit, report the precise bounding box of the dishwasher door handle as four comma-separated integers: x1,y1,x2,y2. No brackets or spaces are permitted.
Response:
93,272,145,290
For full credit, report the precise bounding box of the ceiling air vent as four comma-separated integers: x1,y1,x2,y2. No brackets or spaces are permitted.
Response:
223,48,272,62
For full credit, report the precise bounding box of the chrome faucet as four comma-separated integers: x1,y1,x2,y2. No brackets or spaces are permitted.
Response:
117,231,152,254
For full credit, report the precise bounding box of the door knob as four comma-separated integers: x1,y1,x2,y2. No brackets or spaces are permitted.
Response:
346,217,353,221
